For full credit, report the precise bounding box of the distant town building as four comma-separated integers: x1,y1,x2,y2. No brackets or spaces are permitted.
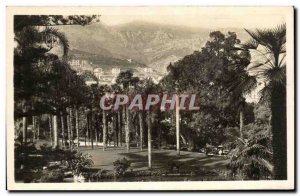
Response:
143,68,153,76
111,68,121,76
68,59,93,72
94,68,104,80
133,67,162,84
69,58,163,86
85,80,98,86
92,67,121,85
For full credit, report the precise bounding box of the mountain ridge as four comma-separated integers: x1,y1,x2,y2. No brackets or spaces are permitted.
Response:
59,21,250,74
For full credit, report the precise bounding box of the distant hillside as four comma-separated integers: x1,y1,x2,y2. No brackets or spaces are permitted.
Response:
60,21,250,74
68,49,146,72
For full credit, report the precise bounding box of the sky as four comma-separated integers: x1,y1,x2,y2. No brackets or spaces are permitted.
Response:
98,7,289,29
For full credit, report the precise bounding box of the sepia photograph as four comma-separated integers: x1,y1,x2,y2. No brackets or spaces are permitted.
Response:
6,6,294,190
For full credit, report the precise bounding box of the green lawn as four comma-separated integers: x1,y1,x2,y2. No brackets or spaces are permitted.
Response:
35,140,229,173
78,146,229,172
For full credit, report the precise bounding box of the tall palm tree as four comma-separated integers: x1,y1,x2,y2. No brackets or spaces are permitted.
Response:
147,111,152,169
138,111,144,151
75,107,80,147
118,110,123,146
115,70,139,152
67,109,71,148
102,109,107,151
227,70,257,139
52,115,58,148
243,24,286,179
60,112,65,147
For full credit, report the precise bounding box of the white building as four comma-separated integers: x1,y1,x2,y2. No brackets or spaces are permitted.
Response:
94,68,104,80
85,80,97,86
111,68,121,76
143,68,153,76
68,59,93,72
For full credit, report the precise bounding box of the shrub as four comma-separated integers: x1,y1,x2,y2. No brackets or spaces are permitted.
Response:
68,152,94,175
15,142,46,170
227,129,273,180
15,142,94,182
166,160,183,173
113,157,131,177
39,146,94,175
39,169,64,182
90,169,110,180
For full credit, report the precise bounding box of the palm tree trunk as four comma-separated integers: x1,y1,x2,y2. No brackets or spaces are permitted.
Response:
112,114,117,147
139,111,144,151
239,110,244,139
91,109,94,149
147,111,152,169
60,112,65,148
53,114,58,148
122,106,126,145
115,113,119,147
85,131,87,147
102,110,107,151
69,108,73,147
75,108,79,148
67,111,71,148
85,112,88,147
118,110,123,146
37,118,40,141
95,130,98,146
87,114,91,146
49,115,53,146
32,116,36,142
22,116,27,144
135,123,139,148
95,120,98,147
176,95,180,156
271,84,287,180
125,107,130,152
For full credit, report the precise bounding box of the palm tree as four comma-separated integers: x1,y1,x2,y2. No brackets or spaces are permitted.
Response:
75,107,80,147
227,70,257,139
115,70,139,152
111,84,122,147
52,115,58,148
242,24,286,179
99,85,111,151
60,112,65,147
147,111,152,169
49,115,53,146
67,108,72,148
138,111,144,151
32,116,36,141
118,110,123,146
143,79,158,168
102,109,107,151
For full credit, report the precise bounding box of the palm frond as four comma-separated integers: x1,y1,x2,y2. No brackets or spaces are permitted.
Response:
263,66,286,86
227,124,273,179
241,38,259,50
245,24,286,60
258,84,272,103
